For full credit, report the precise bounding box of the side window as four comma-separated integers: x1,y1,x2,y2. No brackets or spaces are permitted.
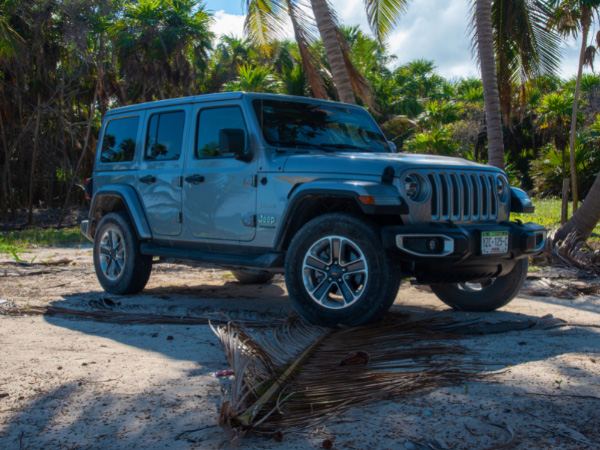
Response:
196,107,247,158
145,111,185,161
100,116,139,163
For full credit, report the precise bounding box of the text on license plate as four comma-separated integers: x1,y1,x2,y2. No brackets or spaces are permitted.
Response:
481,231,509,255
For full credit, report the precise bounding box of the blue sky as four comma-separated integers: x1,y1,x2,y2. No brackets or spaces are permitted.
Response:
203,0,585,80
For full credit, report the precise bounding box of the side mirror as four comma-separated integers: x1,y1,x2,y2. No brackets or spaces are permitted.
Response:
219,128,252,162
387,141,397,153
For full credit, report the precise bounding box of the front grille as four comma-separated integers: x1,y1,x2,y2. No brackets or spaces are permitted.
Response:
426,170,500,222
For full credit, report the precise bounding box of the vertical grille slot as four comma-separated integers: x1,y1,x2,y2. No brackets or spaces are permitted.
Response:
450,173,461,220
470,173,480,219
428,173,439,220
479,174,489,219
489,175,498,218
439,173,450,219
460,173,471,219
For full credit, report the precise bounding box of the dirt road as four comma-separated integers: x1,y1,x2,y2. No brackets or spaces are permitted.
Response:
1,246,599,449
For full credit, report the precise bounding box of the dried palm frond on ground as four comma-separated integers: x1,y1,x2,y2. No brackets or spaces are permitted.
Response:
544,229,600,275
0,303,281,327
212,315,486,438
523,277,600,299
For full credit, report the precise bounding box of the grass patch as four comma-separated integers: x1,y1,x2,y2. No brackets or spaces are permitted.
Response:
0,227,85,254
512,197,600,235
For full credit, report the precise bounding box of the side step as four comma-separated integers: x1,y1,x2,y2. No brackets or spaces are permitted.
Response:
140,243,285,270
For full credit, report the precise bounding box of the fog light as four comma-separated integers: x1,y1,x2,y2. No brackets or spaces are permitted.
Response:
428,238,439,252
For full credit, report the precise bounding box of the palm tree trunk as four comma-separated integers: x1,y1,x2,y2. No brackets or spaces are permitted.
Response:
476,0,505,170
554,171,600,243
0,111,11,222
309,0,356,104
568,7,591,214
27,93,42,225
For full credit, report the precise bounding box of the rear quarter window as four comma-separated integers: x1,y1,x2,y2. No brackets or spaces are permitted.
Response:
100,116,140,163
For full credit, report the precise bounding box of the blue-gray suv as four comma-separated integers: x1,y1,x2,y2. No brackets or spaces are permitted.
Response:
81,92,546,327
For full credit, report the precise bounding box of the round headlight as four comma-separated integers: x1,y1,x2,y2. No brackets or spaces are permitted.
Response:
404,174,420,199
496,176,509,202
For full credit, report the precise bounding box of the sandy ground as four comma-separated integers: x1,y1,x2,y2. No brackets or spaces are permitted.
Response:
0,246,599,450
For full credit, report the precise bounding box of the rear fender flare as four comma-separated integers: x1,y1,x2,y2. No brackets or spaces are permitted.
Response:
89,185,152,240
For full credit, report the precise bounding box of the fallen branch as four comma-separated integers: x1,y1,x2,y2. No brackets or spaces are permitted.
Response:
524,391,600,402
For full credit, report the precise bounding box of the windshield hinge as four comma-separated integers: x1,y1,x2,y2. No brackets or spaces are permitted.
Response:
244,175,258,187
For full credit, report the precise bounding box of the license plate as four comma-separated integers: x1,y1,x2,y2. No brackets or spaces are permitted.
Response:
481,231,509,255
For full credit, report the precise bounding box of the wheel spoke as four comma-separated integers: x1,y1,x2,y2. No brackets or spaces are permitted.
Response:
104,259,113,277
99,244,111,256
113,258,122,275
337,279,356,304
343,259,366,274
331,238,341,263
305,255,328,272
312,279,333,303
111,231,119,250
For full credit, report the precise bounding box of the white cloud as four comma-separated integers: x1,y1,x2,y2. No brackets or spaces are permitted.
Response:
209,1,582,79
211,10,246,39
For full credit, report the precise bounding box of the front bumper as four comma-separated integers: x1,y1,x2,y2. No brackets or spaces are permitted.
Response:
382,221,546,283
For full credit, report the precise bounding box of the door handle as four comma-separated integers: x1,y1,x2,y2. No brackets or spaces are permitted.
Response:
139,175,156,184
185,174,205,184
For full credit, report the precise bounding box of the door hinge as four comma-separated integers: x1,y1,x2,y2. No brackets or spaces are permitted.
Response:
244,175,258,187
172,176,183,188
242,214,256,228
171,212,182,224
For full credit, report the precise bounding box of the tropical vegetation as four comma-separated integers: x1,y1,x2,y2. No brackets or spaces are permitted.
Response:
1,0,600,243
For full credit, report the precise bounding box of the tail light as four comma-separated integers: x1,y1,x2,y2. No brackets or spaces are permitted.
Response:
85,178,93,200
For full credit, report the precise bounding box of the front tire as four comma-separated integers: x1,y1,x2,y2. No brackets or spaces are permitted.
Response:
93,211,152,295
431,258,528,312
285,213,401,327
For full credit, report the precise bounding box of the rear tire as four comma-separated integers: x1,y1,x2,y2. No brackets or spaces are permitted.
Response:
231,270,275,285
431,258,528,312
285,213,401,327
93,211,152,295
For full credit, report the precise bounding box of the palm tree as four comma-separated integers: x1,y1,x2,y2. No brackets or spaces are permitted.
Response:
244,0,410,104
223,63,283,93
109,0,213,102
474,0,505,169
549,0,600,213
472,0,561,170
535,91,575,178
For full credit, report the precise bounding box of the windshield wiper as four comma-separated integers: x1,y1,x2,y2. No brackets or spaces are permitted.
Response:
319,143,370,151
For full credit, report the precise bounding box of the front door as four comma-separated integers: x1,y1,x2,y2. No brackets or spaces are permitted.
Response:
137,106,189,237
182,103,257,242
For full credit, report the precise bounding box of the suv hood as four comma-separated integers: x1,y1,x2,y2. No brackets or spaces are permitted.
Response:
282,152,503,176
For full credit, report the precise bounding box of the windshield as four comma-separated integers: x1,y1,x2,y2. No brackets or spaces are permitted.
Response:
252,99,390,153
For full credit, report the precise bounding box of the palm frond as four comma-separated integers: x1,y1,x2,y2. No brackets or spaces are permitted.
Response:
470,0,562,121
285,0,328,99
363,0,411,42
244,0,288,54
336,28,377,111
212,314,484,437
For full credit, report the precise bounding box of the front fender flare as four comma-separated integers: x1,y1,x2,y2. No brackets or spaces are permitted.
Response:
274,180,407,250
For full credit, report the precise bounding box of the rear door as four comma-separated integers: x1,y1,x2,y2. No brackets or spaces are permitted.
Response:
182,102,257,241
137,105,190,237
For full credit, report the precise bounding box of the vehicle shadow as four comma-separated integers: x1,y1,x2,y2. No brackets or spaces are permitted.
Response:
2,284,599,449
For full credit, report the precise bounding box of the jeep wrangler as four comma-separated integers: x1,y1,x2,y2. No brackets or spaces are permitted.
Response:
81,92,546,327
